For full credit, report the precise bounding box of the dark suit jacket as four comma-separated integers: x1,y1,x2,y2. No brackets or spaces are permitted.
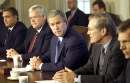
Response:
115,60,130,83
75,39,125,83
125,60,130,83
41,27,89,72
113,61,127,83
0,16,5,29
66,8,89,27
0,21,27,59
21,22,53,66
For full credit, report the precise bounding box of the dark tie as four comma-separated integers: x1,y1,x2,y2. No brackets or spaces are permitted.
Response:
55,39,61,63
99,47,105,75
28,32,38,53
4,29,11,47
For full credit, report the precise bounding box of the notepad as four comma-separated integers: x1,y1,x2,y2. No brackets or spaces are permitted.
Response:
0,59,6,62
12,68,27,73
35,80,60,83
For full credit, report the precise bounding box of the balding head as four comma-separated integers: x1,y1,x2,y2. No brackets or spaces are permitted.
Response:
67,0,77,10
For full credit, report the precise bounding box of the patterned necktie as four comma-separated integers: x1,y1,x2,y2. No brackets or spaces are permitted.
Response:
28,32,38,53
99,47,105,75
55,39,61,63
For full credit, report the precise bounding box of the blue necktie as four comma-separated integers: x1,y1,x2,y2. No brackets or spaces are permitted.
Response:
55,40,61,63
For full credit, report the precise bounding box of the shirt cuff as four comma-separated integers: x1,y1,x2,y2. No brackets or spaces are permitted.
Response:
18,54,22,61
39,63,43,70
74,75,81,83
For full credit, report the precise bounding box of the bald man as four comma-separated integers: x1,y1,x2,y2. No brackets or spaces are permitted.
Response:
66,0,89,27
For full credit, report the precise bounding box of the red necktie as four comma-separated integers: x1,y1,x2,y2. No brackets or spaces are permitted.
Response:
28,32,38,53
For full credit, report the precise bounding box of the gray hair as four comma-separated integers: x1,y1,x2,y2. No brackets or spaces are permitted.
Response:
89,14,116,36
29,4,47,16
47,10,67,22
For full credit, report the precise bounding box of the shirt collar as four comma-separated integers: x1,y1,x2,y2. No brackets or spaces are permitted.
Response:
102,39,112,53
8,26,14,31
71,8,77,15
58,37,63,42
37,26,42,33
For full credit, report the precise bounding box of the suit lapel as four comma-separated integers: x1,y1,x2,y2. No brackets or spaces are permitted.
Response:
103,48,112,74
51,37,57,62
23,27,34,53
32,30,43,51
101,38,116,74
53,27,71,63
7,25,15,42
94,44,102,74
31,33,41,52
6,27,15,47
30,24,48,52
51,37,64,63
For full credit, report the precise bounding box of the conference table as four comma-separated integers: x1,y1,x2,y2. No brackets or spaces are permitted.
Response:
0,59,55,83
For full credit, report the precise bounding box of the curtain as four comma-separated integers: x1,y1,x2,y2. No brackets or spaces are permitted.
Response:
55,0,67,12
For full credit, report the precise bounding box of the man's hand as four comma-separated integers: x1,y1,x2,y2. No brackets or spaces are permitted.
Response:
53,67,75,83
6,48,19,58
29,56,43,70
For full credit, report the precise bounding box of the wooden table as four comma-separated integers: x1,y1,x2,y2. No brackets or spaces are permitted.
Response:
0,59,55,83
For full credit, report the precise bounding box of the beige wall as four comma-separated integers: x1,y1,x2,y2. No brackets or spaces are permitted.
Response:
16,0,49,27
103,0,130,20
0,0,15,9
15,0,67,27
9,0,130,26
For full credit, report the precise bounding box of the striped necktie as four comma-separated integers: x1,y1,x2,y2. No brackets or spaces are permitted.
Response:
99,47,105,75
28,32,38,53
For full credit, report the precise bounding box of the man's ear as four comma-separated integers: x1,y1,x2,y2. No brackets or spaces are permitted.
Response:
101,27,107,36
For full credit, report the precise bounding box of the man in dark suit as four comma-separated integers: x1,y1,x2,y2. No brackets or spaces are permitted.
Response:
53,14,125,83
0,11,5,29
6,5,53,66
0,11,6,57
29,10,89,72
92,0,122,27
0,7,27,59
66,0,89,27
118,19,130,83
